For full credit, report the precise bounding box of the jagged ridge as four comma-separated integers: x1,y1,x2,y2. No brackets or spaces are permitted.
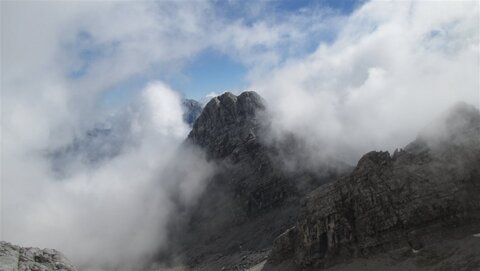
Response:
267,103,480,270
0,242,77,271
172,91,345,270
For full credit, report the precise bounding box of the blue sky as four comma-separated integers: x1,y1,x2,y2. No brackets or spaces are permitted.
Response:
172,49,248,100
177,0,365,100
274,0,365,14
99,50,247,105
90,0,366,105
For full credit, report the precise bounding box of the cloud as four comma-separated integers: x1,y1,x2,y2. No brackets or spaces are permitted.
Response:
1,78,214,270
209,3,347,81
1,5,216,265
142,82,189,137
252,0,479,163
1,0,478,269
4,2,321,268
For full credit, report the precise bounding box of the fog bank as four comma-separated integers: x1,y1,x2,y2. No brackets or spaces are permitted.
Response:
254,1,479,163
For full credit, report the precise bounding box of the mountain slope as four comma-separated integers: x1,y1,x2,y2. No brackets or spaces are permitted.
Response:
169,91,346,270
266,103,480,270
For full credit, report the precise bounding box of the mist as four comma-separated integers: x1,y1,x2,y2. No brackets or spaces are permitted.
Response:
1,80,215,270
1,0,479,270
0,2,218,269
253,1,479,164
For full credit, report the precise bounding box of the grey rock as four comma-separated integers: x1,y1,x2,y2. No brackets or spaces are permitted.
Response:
0,242,77,271
187,91,265,160
264,233,480,271
170,91,347,269
267,103,480,270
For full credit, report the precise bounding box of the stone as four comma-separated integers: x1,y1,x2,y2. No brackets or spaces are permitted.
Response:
267,103,480,270
0,242,77,271
170,91,347,269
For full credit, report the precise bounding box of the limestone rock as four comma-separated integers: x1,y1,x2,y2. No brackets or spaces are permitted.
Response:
267,103,480,270
0,242,77,271
187,91,265,160
171,91,346,269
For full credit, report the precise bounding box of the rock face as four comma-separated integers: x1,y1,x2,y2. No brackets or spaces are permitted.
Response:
188,91,265,160
0,242,77,271
267,103,480,270
178,92,295,263
171,91,345,269
187,92,281,220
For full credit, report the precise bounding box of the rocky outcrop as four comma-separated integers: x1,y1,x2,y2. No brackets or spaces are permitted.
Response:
267,103,480,270
186,92,286,219
187,91,265,160
0,242,77,271
177,92,294,265
170,91,346,269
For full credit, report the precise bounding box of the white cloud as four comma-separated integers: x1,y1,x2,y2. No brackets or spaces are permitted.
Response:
1,3,291,268
210,5,346,81
252,0,479,162
2,4,217,266
1,0,478,269
142,82,189,138
1,77,214,270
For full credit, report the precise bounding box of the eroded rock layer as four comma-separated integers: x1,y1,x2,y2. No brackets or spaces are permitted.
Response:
0,242,77,271
268,103,480,270
173,91,345,269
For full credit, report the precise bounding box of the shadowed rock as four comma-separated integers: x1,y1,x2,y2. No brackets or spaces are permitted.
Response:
168,91,346,270
266,103,480,270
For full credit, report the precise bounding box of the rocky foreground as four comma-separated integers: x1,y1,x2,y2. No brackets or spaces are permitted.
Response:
0,242,77,271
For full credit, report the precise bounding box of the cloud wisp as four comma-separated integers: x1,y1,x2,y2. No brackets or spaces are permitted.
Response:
3,1,332,268
2,80,215,270
1,0,478,270
253,0,479,164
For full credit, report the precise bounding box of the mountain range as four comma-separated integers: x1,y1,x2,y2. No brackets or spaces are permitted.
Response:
1,92,479,271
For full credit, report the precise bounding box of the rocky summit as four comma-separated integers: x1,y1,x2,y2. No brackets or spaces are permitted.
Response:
159,91,346,270
175,91,297,268
0,242,77,271
168,91,346,270
266,102,480,270
187,91,266,160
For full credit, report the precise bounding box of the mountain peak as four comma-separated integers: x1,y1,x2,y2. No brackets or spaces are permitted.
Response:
187,91,265,159
216,91,238,102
